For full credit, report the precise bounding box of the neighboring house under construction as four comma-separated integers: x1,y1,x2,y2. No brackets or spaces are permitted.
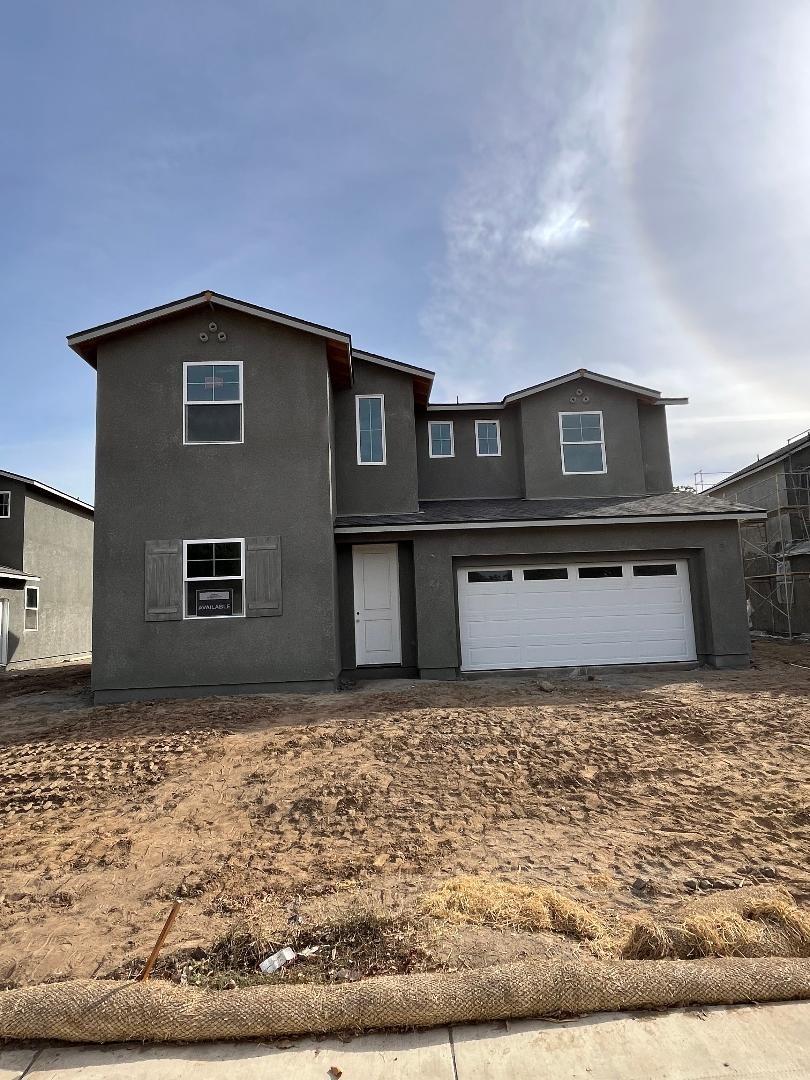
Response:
707,431,810,636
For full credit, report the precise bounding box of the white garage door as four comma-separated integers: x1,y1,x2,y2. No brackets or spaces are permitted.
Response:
458,559,697,671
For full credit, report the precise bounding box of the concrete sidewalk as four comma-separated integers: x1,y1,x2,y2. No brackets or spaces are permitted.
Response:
2,1001,808,1078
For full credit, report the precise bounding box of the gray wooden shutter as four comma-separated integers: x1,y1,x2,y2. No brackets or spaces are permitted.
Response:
144,540,183,621
245,535,282,617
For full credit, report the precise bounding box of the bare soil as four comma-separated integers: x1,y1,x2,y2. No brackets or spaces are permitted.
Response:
0,642,808,988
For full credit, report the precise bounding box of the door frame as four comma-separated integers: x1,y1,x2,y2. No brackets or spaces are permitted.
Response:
352,543,402,666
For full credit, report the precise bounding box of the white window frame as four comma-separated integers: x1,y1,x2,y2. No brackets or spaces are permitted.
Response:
0,492,9,518
24,584,39,631
559,411,607,475
428,419,455,458
183,360,244,446
475,419,502,457
182,537,246,620
355,394,387,465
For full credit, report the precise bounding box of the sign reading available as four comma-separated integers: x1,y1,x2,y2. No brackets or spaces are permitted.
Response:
196,589,233,617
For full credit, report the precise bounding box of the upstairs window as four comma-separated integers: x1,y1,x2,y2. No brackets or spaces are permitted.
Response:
560,411,606,474
356,395,386,464
0,492,9,518
184,362,243,444
475,419,501,457
25,585,38,630
428,420,454,458
184,538,244,618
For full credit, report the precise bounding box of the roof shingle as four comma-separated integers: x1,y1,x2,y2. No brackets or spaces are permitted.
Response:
334,492,764,530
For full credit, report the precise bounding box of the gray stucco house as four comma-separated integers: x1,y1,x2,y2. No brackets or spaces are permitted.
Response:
707,432,810,635
68,291,762,703
0,470,93,669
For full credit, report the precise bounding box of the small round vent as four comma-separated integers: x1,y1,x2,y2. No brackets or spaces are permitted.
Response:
217,331,227,342
199,332,208,342
208,321,218,332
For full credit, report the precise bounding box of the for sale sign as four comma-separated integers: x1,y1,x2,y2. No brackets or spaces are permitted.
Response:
196,589,233,617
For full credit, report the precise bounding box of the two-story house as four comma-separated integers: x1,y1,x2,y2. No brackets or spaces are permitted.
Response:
0,470,93,669
68,291,763,703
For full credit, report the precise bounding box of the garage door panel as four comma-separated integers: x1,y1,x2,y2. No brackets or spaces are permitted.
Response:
459,559,696,670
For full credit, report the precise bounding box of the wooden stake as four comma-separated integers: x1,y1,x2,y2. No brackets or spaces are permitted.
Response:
137,901,182,982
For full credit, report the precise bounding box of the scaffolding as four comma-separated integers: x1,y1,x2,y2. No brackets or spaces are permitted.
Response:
715,469,810,637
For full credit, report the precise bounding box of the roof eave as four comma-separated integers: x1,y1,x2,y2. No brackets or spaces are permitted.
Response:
334,509,766,534
67,291,353,371
503,368,664,405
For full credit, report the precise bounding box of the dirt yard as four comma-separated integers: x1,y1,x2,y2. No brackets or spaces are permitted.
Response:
0,641,808,988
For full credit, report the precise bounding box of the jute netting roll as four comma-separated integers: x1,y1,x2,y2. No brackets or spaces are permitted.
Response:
2,957,809,1043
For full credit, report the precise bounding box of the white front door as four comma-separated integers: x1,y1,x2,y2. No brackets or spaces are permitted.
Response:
353,544,402,666
0,599,8,667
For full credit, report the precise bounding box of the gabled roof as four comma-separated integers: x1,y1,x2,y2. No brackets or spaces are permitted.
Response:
707,430,810,493
68,290,355,389
428,368,688,411
504,368,687,405
0,470,93,514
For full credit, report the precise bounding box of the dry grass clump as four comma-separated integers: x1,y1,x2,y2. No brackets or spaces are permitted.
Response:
422,876,606,941
621,895,810,960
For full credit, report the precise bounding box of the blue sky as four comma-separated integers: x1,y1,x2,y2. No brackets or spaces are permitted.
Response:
3,0,810,502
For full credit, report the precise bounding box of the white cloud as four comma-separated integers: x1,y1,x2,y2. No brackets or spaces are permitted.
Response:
521,201,590,261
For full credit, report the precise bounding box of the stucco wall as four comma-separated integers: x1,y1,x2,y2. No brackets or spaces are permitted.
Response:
12,491,93,664
333,358,419,515
393,519,750,674
92,306,338,695
416,407,524,500
0,477,26,571
638,403,674,493
520,378,650,499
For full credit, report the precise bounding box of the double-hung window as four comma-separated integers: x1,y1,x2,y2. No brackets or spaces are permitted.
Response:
184,539,244,618
356,395,386,464
24,586,39,631
184,362,243,444
428,420,454,458
559,412,606,474
475,419,501,457
0,492,9,518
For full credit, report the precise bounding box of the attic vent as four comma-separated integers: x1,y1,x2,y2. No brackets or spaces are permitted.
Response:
208,321,218,332
199,332,208,342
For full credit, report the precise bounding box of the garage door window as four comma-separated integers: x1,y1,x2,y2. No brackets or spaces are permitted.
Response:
524,568,568,580
633,564,677,576
560,412,606,474
578,565,623,578
468,569,512,583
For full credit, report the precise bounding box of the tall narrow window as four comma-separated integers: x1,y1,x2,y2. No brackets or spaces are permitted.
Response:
25,585,39,630
184,362,243,444
0,492,9,518
475,419,501,457
184,539,245,618
428,420,454,458
560,412,606,474
356,395,386,464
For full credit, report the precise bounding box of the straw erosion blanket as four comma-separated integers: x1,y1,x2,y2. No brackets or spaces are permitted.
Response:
0,640,808,990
